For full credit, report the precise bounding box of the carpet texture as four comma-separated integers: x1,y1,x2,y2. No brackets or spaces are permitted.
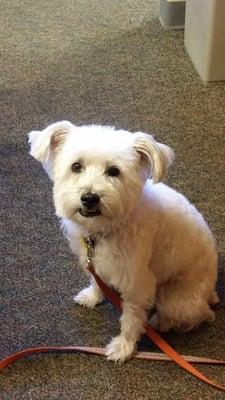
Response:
1,1,225,399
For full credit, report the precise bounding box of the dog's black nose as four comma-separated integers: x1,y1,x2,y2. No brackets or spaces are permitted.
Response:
81,192,100,209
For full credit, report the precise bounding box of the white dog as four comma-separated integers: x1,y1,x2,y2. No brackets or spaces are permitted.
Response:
28,121,219,362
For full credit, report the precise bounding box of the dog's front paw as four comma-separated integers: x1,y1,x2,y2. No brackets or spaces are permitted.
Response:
73,286,103,308
106,336,136,362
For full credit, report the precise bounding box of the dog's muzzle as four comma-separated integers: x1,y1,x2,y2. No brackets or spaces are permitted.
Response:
79,192,101,218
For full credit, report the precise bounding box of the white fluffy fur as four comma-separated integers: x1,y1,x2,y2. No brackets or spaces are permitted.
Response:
28,121,218,362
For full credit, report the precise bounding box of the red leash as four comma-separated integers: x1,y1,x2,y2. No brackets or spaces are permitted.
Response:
0,264,224,392
88,265,225,391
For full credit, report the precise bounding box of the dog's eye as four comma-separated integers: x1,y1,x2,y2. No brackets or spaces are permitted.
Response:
71,162,82,173
106,166,120,177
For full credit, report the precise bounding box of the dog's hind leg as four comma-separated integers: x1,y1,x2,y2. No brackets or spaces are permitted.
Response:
150,279,216,332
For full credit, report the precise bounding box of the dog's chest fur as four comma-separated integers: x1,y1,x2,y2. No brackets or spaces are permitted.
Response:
82,234,134,294
62,217,151,295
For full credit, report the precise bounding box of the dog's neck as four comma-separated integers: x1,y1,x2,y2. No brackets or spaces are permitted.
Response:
82,230,110,246
81,205,141,246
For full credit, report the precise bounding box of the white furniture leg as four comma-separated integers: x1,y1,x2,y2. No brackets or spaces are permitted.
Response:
184,0,225,82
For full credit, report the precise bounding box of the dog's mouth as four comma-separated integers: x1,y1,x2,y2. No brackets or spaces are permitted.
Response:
78,208,102,218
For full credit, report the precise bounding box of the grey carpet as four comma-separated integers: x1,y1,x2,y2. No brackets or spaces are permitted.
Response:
1,1,225,399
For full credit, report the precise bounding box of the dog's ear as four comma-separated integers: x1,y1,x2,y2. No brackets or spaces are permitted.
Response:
28,121,73,178
133,132,174,183
28,121,73,162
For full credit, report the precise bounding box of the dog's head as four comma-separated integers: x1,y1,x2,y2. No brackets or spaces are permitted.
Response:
28,121,174,233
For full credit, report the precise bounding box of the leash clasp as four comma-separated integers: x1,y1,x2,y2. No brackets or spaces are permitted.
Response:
85,237,95,266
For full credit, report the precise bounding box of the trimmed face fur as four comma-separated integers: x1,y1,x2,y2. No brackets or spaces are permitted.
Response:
29,121,173,234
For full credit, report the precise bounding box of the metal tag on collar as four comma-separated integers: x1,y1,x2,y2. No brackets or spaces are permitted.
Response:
85,237,95,265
